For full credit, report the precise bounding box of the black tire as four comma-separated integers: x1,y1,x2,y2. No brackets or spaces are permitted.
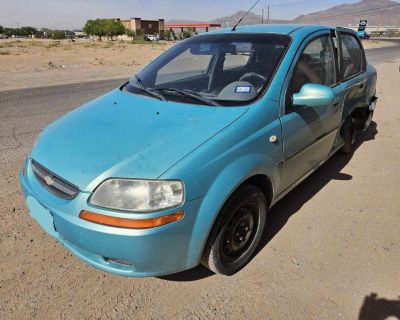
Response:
340,116,355,154
201,185,267,275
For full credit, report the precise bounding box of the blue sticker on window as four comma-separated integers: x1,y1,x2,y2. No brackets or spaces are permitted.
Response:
235,86,252,93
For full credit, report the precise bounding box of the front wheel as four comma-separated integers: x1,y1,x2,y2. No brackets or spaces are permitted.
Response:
201,185,267,275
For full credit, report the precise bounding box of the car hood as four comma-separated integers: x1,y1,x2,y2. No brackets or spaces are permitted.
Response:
31,89,248,192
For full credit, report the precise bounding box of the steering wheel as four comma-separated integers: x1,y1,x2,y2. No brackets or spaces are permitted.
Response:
239,72,267,83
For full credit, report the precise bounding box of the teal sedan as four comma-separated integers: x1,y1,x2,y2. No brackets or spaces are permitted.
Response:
20,24,377,277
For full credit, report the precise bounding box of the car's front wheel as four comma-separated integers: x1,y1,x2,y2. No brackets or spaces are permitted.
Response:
201,185,267,275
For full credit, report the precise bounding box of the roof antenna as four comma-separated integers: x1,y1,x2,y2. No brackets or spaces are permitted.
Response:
232,0,262,31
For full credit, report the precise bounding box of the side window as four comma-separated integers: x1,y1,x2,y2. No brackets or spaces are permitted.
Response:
340,33,363,79
286,36,337,109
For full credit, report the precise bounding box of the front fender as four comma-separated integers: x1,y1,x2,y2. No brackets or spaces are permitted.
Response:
185,152,280,265
159,101,283,266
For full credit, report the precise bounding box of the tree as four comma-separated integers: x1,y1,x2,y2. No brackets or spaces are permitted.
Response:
84,19,124,41
125,29,136,41
35,30,45,38
0,25,3,34
84,19,107,41
164,29,174,41
182,30,192,39
20,26,37,37
105,20,125,40
4,28,18,37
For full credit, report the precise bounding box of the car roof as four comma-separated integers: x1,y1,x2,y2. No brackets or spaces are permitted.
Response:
206,24,336,37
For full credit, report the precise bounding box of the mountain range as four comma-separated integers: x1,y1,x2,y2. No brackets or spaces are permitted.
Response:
168,0,400,27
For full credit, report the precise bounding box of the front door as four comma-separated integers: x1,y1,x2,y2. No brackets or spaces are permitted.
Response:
278,33,343,193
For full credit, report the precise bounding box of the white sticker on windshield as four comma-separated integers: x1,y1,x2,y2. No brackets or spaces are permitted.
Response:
235,86,252,93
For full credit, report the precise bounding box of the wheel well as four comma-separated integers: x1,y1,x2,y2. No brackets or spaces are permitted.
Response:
238,175,273,208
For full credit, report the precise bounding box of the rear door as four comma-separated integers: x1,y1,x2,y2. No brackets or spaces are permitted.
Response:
337,31,368,120
278,32,344,193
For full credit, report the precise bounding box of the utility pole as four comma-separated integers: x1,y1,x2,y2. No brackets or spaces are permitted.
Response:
262,5,270,24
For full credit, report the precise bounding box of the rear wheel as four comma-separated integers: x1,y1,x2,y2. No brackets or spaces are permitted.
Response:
201,185,267,275
341,116,355,154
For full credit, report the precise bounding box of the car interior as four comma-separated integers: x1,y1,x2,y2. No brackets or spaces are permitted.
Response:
154,42,286,101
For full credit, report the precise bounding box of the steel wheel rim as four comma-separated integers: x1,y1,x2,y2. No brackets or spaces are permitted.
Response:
220,200,260,263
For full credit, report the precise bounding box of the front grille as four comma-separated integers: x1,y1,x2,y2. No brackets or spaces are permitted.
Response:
31,160,79,200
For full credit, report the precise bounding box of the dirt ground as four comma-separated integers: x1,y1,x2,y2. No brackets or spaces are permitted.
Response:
0,39,171,91
0,41,399,319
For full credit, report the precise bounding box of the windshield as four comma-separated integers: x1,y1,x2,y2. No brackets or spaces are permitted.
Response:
124,33,291,106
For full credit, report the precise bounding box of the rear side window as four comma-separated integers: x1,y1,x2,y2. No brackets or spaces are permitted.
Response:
340,33,363,79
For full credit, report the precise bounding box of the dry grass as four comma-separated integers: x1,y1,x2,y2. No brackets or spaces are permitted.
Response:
0,39,167,52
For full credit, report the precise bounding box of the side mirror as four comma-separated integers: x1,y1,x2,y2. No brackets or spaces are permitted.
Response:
292,83,335,107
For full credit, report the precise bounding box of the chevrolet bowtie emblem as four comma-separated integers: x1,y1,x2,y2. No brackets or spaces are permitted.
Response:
43,175,55,187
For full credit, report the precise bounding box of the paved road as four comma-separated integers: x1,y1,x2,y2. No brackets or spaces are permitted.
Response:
365,39,400,65
0,45,399,319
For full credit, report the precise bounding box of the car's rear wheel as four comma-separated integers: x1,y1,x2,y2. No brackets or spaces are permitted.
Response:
341,116,355,154
201,185,267,275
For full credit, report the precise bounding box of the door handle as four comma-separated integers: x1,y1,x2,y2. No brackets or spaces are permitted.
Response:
333,97,342,106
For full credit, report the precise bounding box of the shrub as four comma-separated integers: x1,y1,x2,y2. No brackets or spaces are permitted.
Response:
52,31,66,40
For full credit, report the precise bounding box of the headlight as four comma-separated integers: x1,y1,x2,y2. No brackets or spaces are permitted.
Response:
89,179,184,212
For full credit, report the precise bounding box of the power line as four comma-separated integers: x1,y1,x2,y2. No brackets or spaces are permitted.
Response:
297,3,400,22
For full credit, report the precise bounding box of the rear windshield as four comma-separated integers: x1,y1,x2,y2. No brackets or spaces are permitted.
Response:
124,33,291,106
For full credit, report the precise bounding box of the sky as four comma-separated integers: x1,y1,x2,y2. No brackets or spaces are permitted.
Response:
0,0,386,29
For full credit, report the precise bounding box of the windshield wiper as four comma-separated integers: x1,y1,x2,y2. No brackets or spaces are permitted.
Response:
156,88,219,106
132,75,167,101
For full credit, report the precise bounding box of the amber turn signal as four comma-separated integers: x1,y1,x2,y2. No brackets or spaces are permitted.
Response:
79,210,184,229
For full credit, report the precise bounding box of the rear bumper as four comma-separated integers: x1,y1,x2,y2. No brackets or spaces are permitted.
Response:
19,161,206,277
362,96,378,131
369,96,378,111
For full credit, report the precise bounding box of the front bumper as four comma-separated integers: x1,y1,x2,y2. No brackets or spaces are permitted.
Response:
19,160,206,277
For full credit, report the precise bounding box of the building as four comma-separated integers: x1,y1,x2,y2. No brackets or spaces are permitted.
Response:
165,23,221,34
120,18,165,35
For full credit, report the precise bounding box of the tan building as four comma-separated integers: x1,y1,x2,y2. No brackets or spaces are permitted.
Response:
120,18,165,35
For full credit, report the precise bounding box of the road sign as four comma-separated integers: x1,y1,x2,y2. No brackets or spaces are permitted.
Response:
358,20,368,31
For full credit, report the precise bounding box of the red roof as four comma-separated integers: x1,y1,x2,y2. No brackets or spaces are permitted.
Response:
165,23,221,28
